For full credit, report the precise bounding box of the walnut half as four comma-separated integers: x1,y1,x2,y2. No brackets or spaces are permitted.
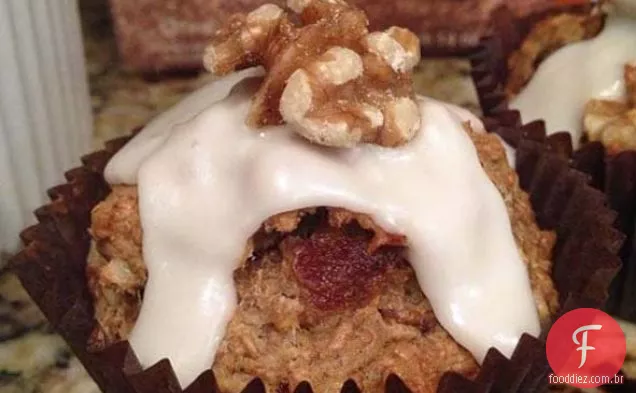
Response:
583,62,636,154
204,0,421,148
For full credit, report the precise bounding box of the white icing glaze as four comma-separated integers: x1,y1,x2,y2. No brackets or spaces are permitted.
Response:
437,103,516,166
510,15,636,148
104,67,265,185
107,73,539,387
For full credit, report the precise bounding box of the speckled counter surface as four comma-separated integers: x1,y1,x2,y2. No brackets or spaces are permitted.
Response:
0,0,632,392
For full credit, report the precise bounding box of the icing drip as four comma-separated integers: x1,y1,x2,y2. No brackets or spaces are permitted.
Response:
105,68,266,185
510,15,636,148
106,73,539,387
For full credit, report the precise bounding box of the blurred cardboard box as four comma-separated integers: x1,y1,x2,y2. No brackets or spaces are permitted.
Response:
108,0,582,72
109,0,284,71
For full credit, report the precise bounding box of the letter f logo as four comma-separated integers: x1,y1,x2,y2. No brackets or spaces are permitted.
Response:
546,309,626,388
572,324,603,368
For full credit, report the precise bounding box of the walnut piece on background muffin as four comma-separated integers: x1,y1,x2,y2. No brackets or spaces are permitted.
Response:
583,62,636,153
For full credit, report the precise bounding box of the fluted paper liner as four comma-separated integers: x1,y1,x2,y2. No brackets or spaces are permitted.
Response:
573,146,636,321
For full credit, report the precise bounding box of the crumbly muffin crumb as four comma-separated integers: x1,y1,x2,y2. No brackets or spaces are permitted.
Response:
87,185,145,349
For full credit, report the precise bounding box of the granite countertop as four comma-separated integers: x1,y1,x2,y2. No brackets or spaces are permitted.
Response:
0,0,633,392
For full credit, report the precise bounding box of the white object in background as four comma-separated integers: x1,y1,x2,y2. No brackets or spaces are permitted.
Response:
0,0,92,263
614,0,636,17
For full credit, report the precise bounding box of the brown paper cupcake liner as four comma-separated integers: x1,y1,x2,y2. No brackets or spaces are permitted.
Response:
9,109,625,393
573,146,636,321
